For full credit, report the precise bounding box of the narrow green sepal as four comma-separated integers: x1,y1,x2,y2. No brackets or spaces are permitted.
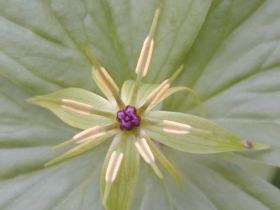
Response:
28,88,114,129
147,138,182,185
101,133,140,210
45,135,109,167
145,111,271,154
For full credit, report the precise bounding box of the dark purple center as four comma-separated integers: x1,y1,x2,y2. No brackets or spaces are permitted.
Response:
117,105,141,130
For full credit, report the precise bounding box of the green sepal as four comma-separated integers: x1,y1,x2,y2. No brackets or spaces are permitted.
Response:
28,88,115,129
45,133,113,167
145,111,270,154
101,133,139,210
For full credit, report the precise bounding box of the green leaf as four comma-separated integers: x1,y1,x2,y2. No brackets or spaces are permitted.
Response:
168,151,280,210
165,0,280,166
101,133,139,210
132,150,280,210
145,111,269,153
29,88,115,129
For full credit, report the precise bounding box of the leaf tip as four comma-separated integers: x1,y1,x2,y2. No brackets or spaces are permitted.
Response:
243,140,271,151
26,96,39,104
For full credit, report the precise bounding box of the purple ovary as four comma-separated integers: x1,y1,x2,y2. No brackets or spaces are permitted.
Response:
117,105,141,130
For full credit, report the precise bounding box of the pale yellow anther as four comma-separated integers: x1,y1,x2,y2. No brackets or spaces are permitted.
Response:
95,67,119,96
73,126,106,144
93,66,125,108
147,80,170,103
105,151,124,183
149,82,170,107
86,48,119,98
139,80,170,113
61,99,93,116
61,105,91,116
135,37,154,78
135,8,160,79
162,120,191,135
135,137,155,163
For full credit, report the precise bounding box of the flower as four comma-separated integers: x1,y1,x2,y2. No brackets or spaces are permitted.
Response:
29,8,270,210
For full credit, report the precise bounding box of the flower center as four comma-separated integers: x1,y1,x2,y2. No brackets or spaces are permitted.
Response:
116,105,141,130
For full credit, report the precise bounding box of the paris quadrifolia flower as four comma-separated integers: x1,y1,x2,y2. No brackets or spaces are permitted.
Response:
29,8,270,210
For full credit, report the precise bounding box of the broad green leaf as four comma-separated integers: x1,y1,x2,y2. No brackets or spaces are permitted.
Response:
29,88,115,129
132,150,280,210
0,141,106,210
165,0,280,166
169,151,280,210
101,133,139,210
145,111,269,153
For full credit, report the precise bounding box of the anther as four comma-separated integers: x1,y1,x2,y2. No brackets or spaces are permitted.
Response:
135,137,155,163
61,99,93,116
135,37,154,78
96,67,119,96
73,124,117,144
139,80,170,113
135,137,163,179
87,48,125,108
105,151,124,183
135,8,160,79
93,67,125,108
162,120,191,135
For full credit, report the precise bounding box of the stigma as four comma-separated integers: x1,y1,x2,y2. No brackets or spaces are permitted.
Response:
117,105,141,130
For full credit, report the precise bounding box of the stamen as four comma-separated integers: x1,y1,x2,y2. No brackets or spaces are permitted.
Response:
61,105,91,116
86,47,125,108
105,151,124,183
73,124,116,144
135,136,163,179
61,99,92,116
93,67,125,108
135,8,160,79
149,82,170,107
97,67,120,95
85,47,119,96
139,80,170,113
60,98,115,118
135,137,155,163
162,120,191,135
135,37,154,78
